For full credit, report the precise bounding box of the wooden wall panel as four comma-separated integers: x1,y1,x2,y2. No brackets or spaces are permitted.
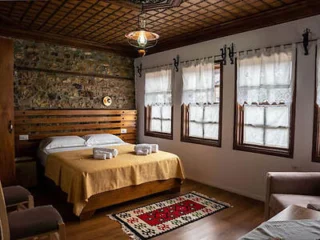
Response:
0,37,15,186
14,109,137,157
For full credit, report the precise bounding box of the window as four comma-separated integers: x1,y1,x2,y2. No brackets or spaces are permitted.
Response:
234,45,296,157
181,60,223,146
144,67,173,139
313,41,320,162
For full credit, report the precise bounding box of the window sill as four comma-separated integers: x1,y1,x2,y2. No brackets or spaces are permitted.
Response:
145,131,173,140
233,144,293,158
181,136,221,147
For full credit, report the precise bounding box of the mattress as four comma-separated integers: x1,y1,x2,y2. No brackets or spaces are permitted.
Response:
44,144,185,216
37,143,128,166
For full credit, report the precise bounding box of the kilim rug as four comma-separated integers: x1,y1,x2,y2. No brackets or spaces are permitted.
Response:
108,191,231,240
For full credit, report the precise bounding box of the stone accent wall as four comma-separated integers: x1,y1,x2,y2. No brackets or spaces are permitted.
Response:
14,40,135,109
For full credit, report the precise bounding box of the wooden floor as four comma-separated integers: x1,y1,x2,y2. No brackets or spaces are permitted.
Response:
31,179,264,240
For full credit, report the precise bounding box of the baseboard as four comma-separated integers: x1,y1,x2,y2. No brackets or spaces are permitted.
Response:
186,177,265,202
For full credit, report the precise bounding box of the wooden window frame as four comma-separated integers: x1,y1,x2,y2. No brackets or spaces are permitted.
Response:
233,56,297,158
180,61,223,147
144,105,173,140
312,44,320,162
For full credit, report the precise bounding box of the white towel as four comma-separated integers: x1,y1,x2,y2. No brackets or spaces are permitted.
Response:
93,152,112,160
134,144,159,153
135,149,150,155
93,148,118,158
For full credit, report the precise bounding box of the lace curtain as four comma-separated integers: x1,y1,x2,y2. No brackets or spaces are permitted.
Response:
182,59,219,140
317,40,320,106
237,45,295,105
182,59,216,104
144,66,172,133
145,66,172,106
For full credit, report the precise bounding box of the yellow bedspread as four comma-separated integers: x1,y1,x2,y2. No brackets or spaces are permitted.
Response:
45,144,185,216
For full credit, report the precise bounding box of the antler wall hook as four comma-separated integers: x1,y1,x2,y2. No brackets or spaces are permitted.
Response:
302,28,311,56
137,63,142,78
173,55,179,72
228,43,235,65
220,45,227,65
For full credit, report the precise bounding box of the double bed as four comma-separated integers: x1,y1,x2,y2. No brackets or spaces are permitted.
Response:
15,110,185,220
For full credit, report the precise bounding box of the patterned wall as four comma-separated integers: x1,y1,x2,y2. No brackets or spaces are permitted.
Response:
14,39,135,110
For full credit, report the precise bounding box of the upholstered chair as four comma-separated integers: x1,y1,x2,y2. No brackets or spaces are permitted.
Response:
0,181,66,240
3,185,34,210
265,172,320,220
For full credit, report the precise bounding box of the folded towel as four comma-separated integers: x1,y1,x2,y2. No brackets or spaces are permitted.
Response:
93,152,112,160
136,149,150,155
134,144,159,153
93,148,118,158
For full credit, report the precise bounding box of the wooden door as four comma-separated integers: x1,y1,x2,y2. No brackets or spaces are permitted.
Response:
0,37,15,186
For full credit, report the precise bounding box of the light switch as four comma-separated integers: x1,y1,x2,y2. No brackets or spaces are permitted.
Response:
19,135,29,141
121,129,127,134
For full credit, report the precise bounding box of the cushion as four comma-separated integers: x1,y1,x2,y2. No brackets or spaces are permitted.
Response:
3,186,31,206
82,134,124,146
8,205,63,240
269,194,320,214
39,136,86,150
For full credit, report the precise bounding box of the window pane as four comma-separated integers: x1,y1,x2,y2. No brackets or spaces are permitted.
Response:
151,106,161,119
162,105,172,120
265,129,289,148
189,122,203,138
150,119,161,132
189,105,203,122
162,120,171,134
244,105,264,125
204,123,218,140
244,126,264,145
266,106,289,127
204,105,219,123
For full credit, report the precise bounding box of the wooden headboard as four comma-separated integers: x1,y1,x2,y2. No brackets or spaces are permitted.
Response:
14,109,137,157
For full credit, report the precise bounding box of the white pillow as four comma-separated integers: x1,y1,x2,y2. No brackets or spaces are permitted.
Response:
39,136,86,150
82,134,124,146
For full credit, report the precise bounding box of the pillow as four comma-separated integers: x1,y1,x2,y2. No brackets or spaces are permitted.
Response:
39,136,86,150
82,134,124,146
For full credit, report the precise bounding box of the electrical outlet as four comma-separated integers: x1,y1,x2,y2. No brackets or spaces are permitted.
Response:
19,135,29,141
121,129,127,134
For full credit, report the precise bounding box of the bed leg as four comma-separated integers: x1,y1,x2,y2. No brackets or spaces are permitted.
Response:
79,210,96,221
169,187,181,194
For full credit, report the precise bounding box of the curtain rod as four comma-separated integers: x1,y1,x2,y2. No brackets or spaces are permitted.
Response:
180,54,223,64
237,39,318,54
142,63,173,71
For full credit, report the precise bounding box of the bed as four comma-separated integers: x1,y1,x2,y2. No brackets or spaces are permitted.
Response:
14,110,185,220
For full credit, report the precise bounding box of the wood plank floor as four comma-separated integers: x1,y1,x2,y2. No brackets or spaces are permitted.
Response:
31,179,264,240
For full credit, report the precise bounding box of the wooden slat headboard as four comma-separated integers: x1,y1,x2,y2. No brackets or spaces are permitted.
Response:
14,109,137,157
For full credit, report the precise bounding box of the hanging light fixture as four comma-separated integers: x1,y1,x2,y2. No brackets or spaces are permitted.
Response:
125,13,159,57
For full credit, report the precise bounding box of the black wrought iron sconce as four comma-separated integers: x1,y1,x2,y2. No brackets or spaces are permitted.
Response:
302,28,311,56
220,44,227,65
137,63,142,78
228,43,235,65
173,55,179,72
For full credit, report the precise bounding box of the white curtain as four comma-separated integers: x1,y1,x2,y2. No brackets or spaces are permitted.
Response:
182,59,216,104
145,67,172,106
237,45,295,105
237,44,295,149
144,66,172,133
182,59,219,140
317,40,320,105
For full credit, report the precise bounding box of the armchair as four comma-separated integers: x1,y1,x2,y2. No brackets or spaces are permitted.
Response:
265,172,320,220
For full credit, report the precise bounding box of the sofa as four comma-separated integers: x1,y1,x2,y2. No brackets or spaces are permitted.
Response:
265,172,320,220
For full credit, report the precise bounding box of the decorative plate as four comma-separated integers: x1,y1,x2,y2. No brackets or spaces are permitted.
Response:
103,96,112,106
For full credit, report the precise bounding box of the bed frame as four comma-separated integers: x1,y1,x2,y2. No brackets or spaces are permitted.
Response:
14,109,182,220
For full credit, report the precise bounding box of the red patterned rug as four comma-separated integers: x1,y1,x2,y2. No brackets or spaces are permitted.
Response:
109,191,230,240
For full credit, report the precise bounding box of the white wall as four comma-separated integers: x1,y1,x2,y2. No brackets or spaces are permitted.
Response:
134,15,320,201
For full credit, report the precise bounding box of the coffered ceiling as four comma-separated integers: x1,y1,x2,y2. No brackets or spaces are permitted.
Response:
0,0,319,57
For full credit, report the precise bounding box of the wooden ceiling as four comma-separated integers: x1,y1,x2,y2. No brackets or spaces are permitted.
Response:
0,0,319,57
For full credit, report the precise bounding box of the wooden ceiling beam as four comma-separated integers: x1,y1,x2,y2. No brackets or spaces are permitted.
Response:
149,0,320,54
0,15,136,57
